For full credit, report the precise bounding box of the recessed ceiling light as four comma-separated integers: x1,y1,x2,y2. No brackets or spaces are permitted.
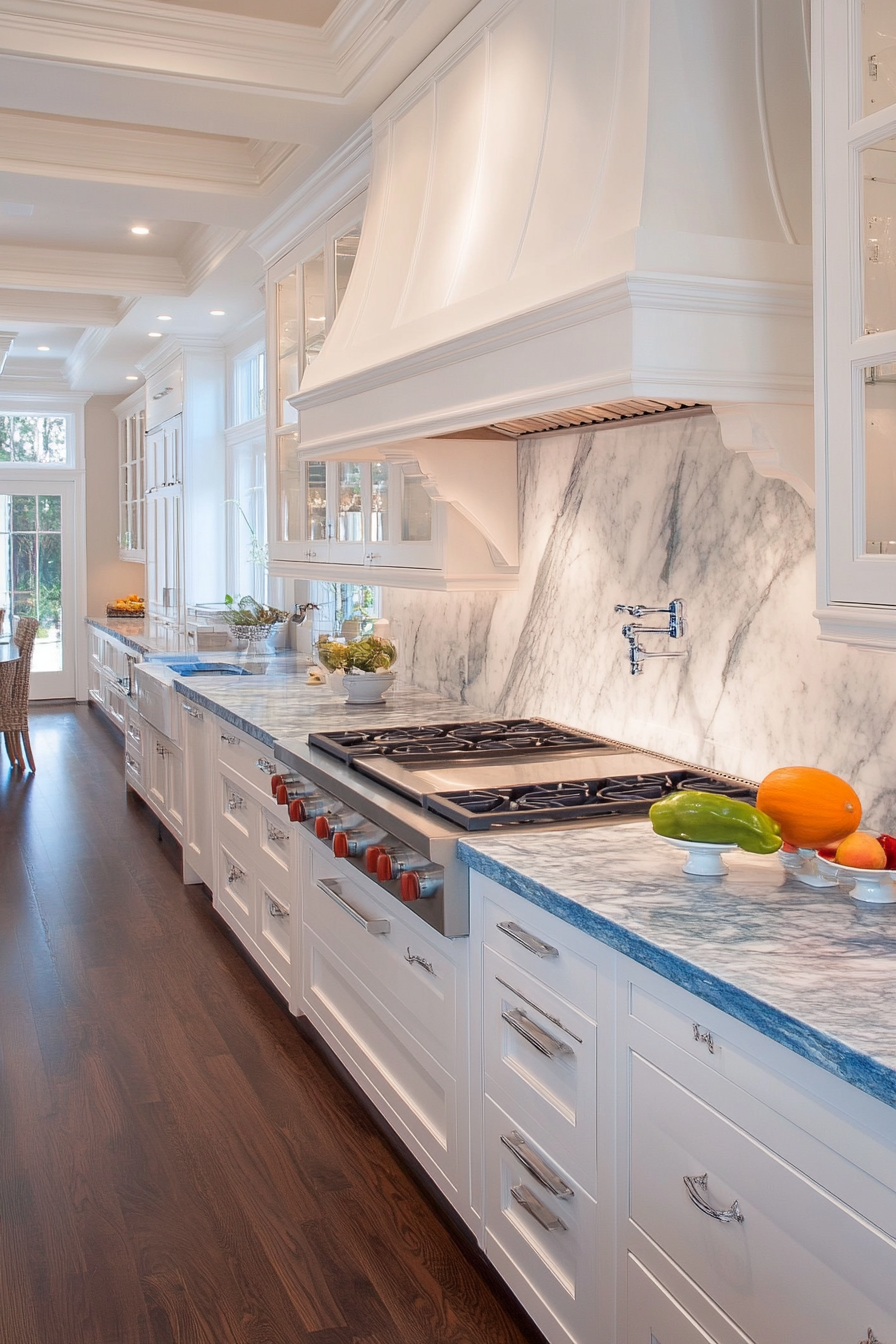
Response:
0,202,34,217
131,225,150,235
157,314,172,321
148,331,162,338
37,345,50,352
125,375,139,381
209,309,225,316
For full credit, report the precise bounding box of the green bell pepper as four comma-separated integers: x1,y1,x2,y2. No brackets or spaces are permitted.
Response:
649,790,782,855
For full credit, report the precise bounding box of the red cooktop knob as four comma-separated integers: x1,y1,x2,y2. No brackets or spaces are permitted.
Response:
376,852,394,882
276,784,289,806
400,871,421,903
315,815,331,840
288,798,306,823
270,775,285,795
332,831,349,858
365,846,384,873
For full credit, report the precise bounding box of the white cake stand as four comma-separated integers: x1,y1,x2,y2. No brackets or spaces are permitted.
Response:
815,856,896,904
660,836,739,877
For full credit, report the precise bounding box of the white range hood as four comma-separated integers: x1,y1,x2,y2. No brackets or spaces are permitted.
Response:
291,0,815,501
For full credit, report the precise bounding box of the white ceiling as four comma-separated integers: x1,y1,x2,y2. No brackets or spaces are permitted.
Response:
0,0,478,397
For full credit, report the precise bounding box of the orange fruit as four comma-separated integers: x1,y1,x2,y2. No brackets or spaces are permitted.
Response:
834,832,887,870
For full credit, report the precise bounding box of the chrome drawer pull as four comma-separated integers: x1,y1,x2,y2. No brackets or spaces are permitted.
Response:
266,822,289,845
502,1007,572,1059
510,1183,566,1232
220,733,240,745
693,1023,715,1053
405,948,435,975
181,702,202,719
316,877,390,935
683,1173,744,1224
861,1332,883,1344
496,976,583,1042
268,899,288,919
227,794,245,811
256,758,275,774
497,920,558,959
227,861,245,885
501,1131,574,1200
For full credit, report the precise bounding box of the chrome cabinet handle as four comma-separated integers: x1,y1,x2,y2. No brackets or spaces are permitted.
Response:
220,733,240,745
316,877,390,935
497,920,558,959
683,1173,744,1224
268,899,288,919
501,1131,574,1200
256,759,275,774
266,821,289,845
495,976,583,1042
405,948,434,975
502,1007,572,1059
227,793,245,811
125,753,139,770
693,1023,715,1053
181,703,202,719
860,1332,884,1344
227,861,245,885
510,1183,566,1232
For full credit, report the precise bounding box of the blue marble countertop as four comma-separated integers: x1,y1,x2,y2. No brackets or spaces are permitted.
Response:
87,615,166,654
459,825,896,1110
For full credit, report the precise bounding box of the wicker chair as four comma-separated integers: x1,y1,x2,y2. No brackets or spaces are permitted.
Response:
1,616,39,771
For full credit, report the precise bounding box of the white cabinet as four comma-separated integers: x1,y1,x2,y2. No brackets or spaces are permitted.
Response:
114,388,145,563
143,721,184,841
138,340,225,646
815,0,896,649
180,696,214,888
87,624,138,733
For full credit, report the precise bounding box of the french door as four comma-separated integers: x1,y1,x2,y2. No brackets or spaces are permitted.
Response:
0,479,77,699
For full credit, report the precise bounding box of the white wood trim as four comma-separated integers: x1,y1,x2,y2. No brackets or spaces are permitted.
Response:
0,243,186,297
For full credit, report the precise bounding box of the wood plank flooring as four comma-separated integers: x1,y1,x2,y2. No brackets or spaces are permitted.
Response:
0,705,539,1344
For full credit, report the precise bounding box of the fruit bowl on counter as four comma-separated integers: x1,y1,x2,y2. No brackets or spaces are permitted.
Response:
106,594,144,617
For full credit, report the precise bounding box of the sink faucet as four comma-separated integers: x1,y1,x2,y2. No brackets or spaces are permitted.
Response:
614,599,689,676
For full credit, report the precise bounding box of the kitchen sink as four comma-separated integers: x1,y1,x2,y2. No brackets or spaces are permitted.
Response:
165,662,253,677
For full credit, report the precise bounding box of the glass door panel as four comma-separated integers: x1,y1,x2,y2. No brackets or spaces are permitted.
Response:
277,270,299,425
306,461,328,541
863,2,896,116
0,482,74,698
337,462,362,542
862,134,896,333
401,467,433,542
303,250,326,370
370,461,389,541
863,363,896,553
335,226,362,313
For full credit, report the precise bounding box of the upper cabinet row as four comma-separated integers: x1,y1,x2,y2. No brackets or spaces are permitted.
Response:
816,0,896,648
263,195,519,592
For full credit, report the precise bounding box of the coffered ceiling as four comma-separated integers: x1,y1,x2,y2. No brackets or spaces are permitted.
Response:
0,0,477,396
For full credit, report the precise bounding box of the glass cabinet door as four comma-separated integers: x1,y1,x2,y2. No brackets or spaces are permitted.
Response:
303,251,326,369
276,271,299,426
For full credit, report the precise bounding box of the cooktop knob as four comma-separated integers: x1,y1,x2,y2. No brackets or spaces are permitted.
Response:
365,846,385,874
376,852,394,882
276,784,290,806
315,816,331,840
288,798,306,823
333,830,349,858
400,871,421,902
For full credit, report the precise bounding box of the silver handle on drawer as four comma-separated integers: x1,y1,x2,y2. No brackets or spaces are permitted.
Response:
502,1007,572,1059
227,861,245,885
510,1183,567,1232
497,920,558,959
683,1173,744,1224
181,703,202,719
125,753,139,771
266,822,289,844
316,877,390,935
495,976,583,1042
268,899,288,919
405,948,435,975
256,759,275,774
220,733,240,745
227,794,245,811
501,1131,574,1200
692,1023,715,1053
860,1332,884,1344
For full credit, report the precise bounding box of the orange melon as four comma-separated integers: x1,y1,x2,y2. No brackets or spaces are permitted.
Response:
755,766,861,850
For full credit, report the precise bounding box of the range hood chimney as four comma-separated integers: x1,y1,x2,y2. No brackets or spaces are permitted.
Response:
292,0,814,499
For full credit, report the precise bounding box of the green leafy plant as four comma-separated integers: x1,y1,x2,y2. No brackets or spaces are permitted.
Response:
221,594,289,629
317,634,397,674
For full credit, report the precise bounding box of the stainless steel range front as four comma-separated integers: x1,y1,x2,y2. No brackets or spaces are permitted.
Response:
271,719,755,938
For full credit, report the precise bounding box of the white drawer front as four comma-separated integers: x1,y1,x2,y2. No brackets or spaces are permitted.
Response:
215,728,277,803
629,1051,896,1344
303,926,456,1188
307,850,457,1058
215,843,254,941
626,1254,731,1344
484,1094,598,1344
259,805,292,877
259,881,290,973
124,749,144,793
219,772,258,844
482,889,597,1019
483,946,596,1193
125,714,144,757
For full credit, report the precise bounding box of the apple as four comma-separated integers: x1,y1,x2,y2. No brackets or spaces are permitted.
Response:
877,833,896,870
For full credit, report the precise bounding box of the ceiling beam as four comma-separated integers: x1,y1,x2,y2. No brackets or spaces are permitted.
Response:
0,289,135,325
0,245,186,296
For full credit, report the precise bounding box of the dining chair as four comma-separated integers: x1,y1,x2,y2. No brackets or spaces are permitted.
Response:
1,616,39,771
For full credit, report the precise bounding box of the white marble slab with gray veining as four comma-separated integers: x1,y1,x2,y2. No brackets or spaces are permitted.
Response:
459,824,896,1110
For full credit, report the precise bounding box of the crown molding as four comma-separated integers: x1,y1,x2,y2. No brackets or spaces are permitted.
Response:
0,288,135,326
135,334,224,378
0,108,306,195
0,244,186,296
249,120,372,267
0,373,77,397
65,325,115,387
178,224,250,292
0,0,461,98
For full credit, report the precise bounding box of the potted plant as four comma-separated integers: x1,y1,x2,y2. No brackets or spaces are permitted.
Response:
221,595,290,654
317,634,398,703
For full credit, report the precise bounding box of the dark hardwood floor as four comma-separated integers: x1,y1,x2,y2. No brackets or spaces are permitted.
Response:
0,705,537,1344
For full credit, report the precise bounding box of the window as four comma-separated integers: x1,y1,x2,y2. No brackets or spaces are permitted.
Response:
309,581,380,638
226,431,267,603
0,414,69,465
232,347,265,427
0,493,63,669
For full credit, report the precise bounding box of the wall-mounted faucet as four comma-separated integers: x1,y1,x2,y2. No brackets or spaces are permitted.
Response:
614,599,689,676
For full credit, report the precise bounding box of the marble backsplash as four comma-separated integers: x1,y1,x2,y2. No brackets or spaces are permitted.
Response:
385,413,896,828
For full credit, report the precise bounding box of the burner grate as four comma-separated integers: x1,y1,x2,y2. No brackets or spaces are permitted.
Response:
308,718,607,763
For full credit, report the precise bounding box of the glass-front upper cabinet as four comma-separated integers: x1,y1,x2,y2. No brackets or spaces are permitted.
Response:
114,388,146,564
270,196,365,433
817,0,896,641
272,455,438,571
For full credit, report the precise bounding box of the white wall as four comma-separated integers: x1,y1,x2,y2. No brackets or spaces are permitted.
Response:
387,413,896,829
85,394,144,614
